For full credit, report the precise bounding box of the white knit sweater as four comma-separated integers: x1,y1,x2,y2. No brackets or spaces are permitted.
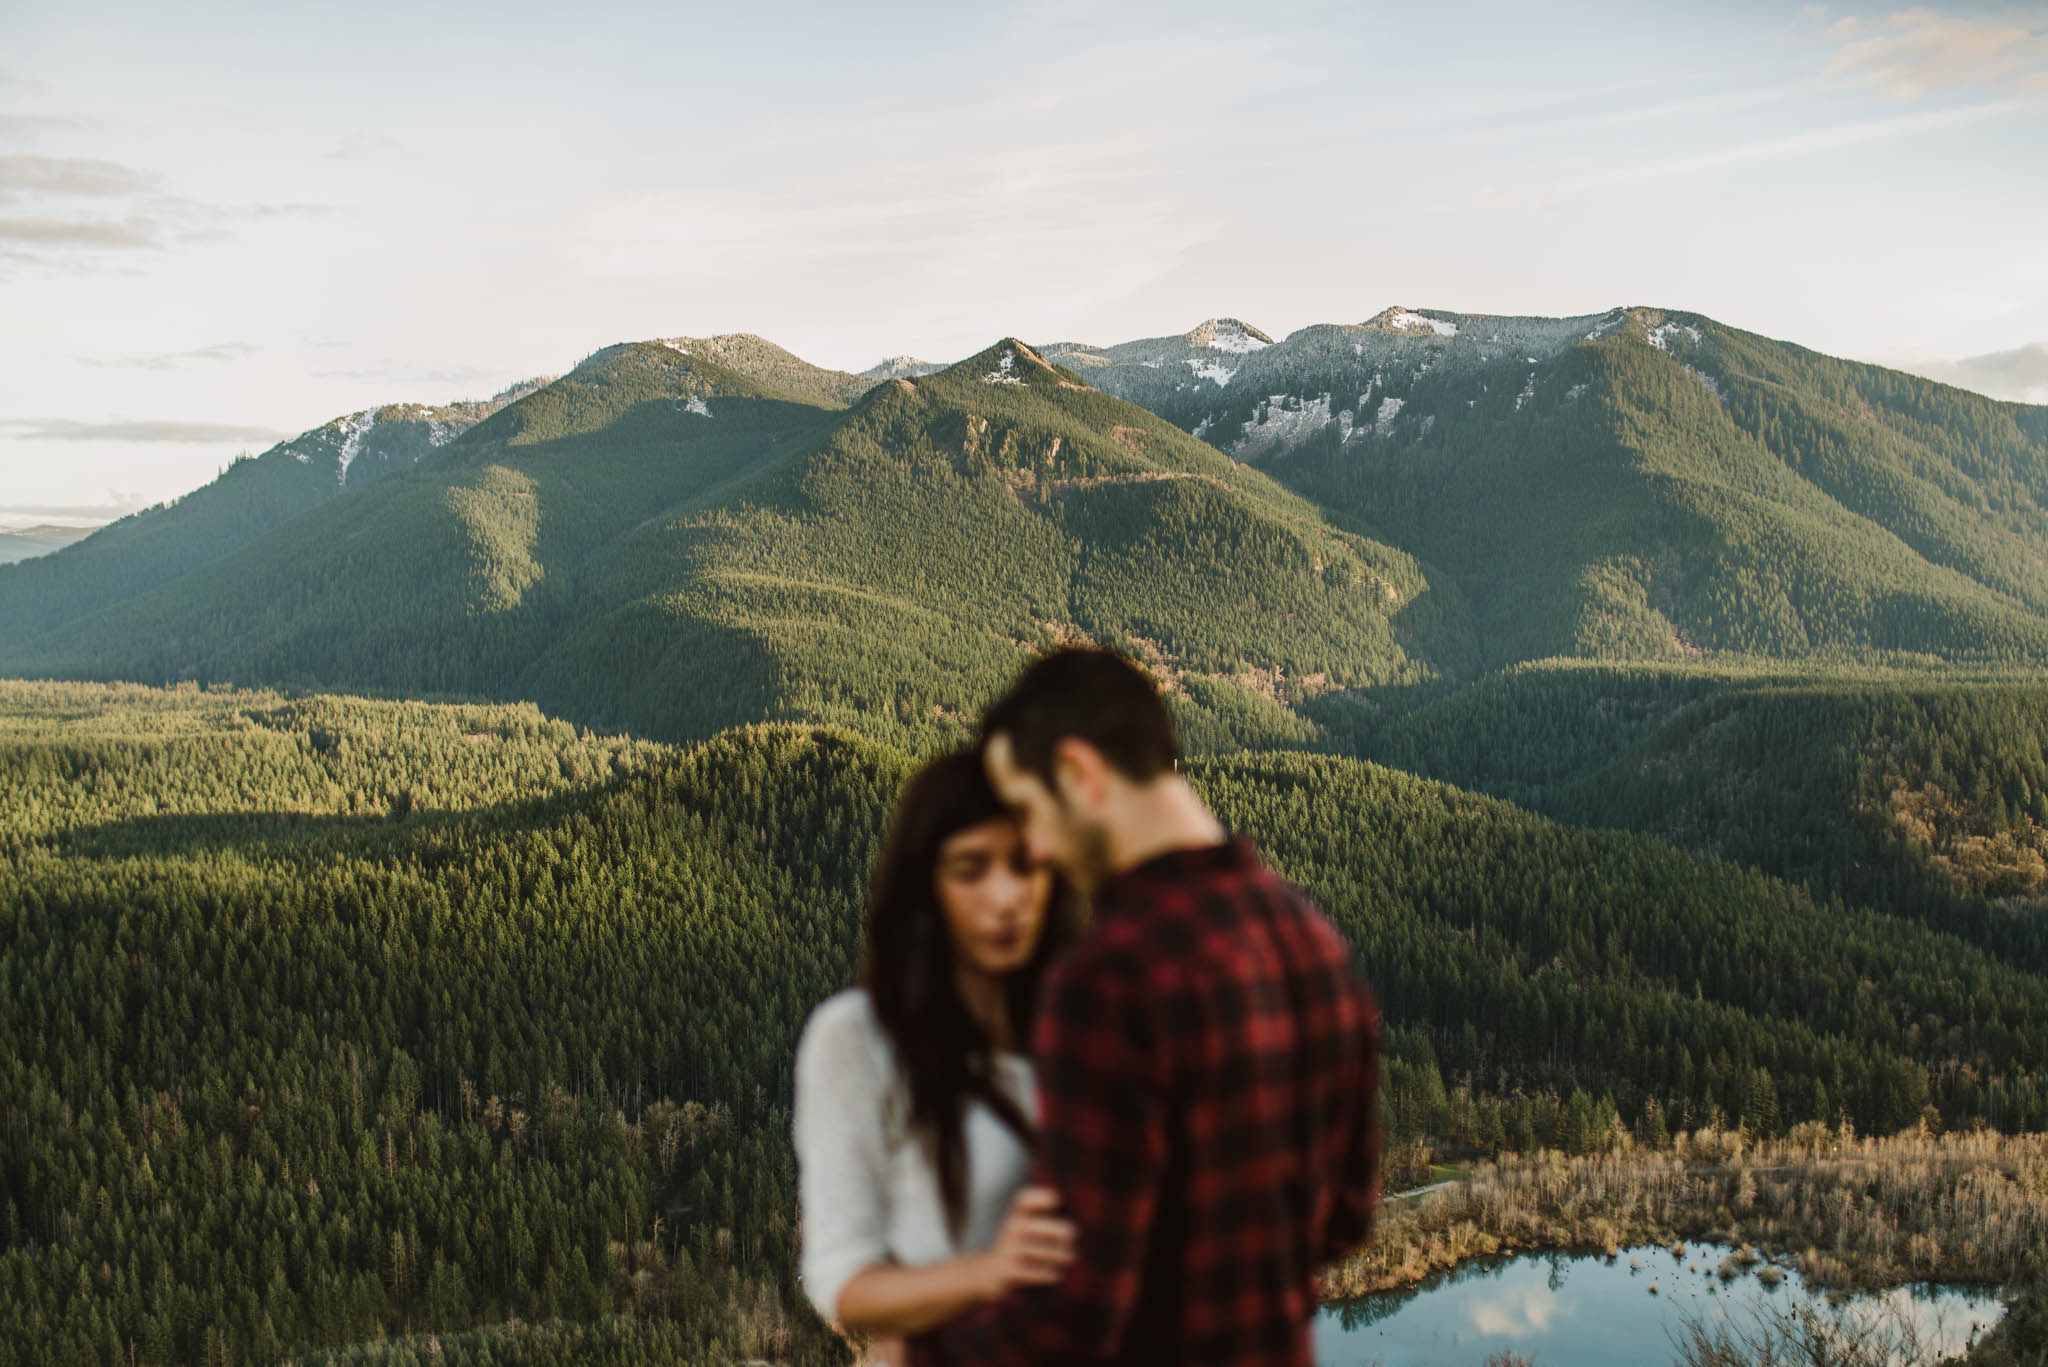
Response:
792,988,1038,1323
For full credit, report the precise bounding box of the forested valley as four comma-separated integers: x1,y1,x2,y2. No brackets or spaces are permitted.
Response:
5,681,2047,1363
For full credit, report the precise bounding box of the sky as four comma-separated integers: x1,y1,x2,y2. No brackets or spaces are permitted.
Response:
2,0,2045,520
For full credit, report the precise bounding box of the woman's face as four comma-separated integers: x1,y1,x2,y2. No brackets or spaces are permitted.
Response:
934,816,1054,979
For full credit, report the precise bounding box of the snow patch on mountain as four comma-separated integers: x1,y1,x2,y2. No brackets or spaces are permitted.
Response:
336,409,377,485
1373,396,1405,436
1388,310,1459,337
862,356,943,380
685,395,713,417
1566,383,1589,402
1185,318,1273,354
1187,358,1236,386
1648,321,1703,351
983,349,1026,385
1514,373,1537,412
1236,392,1335,460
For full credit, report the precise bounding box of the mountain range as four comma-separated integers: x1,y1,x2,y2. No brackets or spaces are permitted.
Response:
0,523,97,566
5,304,2044,729
1048,306,2048,668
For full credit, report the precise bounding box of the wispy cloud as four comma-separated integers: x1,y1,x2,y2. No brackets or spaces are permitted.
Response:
1554,98,2029,195
1828,8,2048,98
0,197,340,268
312,359,507,390
84,342,257,370
0,417,287,443
0,143,338,273
1469,1287,1575,1337
238,201,343,221
0,113,110,138
320,134,401,161
0,494,154,521
0,155,158,199
570,133,1217,335
0,216,160,248
1419,80,1821,149
563,22,1299,340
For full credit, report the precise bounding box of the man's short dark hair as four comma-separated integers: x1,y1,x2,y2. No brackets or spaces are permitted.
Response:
981,646,1178,788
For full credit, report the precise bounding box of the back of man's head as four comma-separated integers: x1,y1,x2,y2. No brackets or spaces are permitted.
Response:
981,647,1178,789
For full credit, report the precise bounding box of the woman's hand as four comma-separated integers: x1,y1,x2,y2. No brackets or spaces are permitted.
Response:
830,1187,1078,1335
969,1185,1077,1300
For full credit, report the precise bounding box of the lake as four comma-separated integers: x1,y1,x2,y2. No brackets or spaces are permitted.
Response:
1316,1242,2007,1366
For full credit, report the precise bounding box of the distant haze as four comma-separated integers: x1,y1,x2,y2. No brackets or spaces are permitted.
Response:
1886,342,2048,404
2,0,2043,509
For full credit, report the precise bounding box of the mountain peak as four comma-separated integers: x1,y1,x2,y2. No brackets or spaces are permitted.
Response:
1184,318,1273,353
561,333,871,409
939,338,1080,391
1362,307,1462,338
861,355,945,380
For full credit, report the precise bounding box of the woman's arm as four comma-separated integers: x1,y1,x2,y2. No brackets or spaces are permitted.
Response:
834,1255,988,1338
834,1187,1074,1336
794,996,898,1326
793,998,1074,1336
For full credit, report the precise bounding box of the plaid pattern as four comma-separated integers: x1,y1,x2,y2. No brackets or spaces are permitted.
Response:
910,838,1382,1367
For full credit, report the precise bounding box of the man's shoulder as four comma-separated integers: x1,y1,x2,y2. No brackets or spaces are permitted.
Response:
1253,868,1354,953
1187,861,1345,945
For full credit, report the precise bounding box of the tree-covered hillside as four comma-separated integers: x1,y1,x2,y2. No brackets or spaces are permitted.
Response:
0,331,875,665
4,681,2046,1363
0,382,548,649
0,346,856,711
0,340,1468,755
522,339,1465,750
1060,306,2048,670
1327,659,2048,973
4,308,2043,766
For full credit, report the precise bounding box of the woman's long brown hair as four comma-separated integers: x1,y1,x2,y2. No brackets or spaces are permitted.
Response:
861,749,1081,1239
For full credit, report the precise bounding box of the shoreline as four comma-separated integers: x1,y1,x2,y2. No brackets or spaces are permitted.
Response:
1320,1126,2047,1360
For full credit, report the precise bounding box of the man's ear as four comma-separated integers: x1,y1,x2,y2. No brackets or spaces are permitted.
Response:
1051,736,1109,811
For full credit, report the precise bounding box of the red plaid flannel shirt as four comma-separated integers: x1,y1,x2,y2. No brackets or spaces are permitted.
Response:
909,837,1382,1367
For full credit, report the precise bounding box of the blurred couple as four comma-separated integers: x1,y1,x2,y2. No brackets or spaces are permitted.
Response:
793,647,1383,1367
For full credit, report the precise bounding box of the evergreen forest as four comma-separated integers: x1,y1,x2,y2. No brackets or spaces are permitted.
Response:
4,681,2047,1363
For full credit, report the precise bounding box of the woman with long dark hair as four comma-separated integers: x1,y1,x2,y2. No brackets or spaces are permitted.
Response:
794,750,1081,1362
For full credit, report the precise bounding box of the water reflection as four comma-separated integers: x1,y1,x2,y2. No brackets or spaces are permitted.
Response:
1316,1243,2005,1367
1467,1285,1575,1337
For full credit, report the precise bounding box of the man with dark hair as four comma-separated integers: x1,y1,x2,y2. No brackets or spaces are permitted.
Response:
910,646,1383,1367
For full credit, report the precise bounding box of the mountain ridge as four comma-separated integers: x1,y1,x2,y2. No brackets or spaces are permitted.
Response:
1047,303,2048,670
3,305,2044,746
0,376,554,645
2,333,1444,754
